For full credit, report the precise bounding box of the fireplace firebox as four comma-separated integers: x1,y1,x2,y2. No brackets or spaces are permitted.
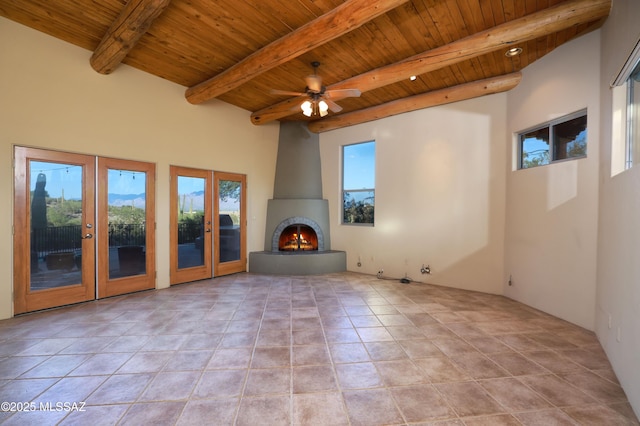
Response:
279,224,318,251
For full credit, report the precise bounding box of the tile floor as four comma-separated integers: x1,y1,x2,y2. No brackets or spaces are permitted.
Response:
0,272,638,425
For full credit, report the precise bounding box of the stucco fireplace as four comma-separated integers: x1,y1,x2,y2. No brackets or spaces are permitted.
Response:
249,122,346,275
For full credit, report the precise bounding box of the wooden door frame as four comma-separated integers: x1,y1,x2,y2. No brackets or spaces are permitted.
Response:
169,166,213,285
214,171,247,276
97,157,156,298
13,147,96,314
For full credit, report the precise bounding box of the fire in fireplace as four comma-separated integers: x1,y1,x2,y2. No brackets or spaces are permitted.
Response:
278,224,318,251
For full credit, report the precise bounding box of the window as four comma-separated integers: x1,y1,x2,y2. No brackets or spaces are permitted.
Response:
342,141,375,225
610,39,640,175
627,61,640,168
518,110,587,169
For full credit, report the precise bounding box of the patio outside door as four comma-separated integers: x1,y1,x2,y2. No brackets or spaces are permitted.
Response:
13,147,96,314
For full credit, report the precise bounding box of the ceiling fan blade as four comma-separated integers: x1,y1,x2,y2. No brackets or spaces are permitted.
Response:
305,75,323,93
289,102,305,112
270,89,306,96
324,98,343,113
325,88,361,99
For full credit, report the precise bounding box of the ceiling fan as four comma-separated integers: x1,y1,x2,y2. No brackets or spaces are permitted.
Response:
270,61,361,118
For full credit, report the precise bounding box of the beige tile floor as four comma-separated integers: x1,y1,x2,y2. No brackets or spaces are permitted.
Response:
0,272,638,425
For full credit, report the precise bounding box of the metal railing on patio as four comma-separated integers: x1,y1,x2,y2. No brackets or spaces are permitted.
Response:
31,225,82,257
31,222,203,259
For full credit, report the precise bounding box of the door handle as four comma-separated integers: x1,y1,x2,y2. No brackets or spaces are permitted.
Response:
206,229,211,233
82,233,93,239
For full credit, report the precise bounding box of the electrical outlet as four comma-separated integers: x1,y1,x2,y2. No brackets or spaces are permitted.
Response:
508,275,512,286
608,314,612,329
617,327,621,342
377,269,384,278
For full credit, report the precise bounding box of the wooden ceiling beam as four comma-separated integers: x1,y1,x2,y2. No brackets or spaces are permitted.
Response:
251,0,610,125
184,0,410,104
90,0,172,75
307,72,522,133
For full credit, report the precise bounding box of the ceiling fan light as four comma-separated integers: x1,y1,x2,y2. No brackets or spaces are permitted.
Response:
318,100,329,113
301,100,313,116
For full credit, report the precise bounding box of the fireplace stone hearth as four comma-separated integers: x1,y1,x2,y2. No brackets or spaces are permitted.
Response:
249,122,346,275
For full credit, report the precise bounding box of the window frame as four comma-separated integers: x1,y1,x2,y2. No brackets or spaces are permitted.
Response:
610,37,640,175
626,61,640,169
517,109,588,170
341,141,375,226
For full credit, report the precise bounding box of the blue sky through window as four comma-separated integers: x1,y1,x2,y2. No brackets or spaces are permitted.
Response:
521,128,550,167
343,141,375,189
108,169,146,196
30,161,83,199
29,162,150,200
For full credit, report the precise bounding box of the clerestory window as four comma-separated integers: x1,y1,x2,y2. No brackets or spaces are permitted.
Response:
518,110,587,169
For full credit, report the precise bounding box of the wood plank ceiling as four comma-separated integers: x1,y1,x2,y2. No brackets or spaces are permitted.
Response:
0,0,611,132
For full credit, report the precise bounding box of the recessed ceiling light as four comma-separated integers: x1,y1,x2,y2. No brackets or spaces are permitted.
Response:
505,47,523,57
410,75,417,81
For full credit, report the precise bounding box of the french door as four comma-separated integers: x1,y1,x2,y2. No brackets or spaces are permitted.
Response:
97,157,156,297
169,166,213,284
13,147,155,314
14,148,96,313
215,172,246,276
170,168,246,285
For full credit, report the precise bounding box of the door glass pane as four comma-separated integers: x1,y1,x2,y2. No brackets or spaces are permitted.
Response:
108,169,147,278
219,180,241,263
30,161,83,291
177,176,206,269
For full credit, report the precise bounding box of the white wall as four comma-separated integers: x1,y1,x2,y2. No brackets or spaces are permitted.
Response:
597,0,640,414
0,18,280,320
503,31,601,331
320,95,507,295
